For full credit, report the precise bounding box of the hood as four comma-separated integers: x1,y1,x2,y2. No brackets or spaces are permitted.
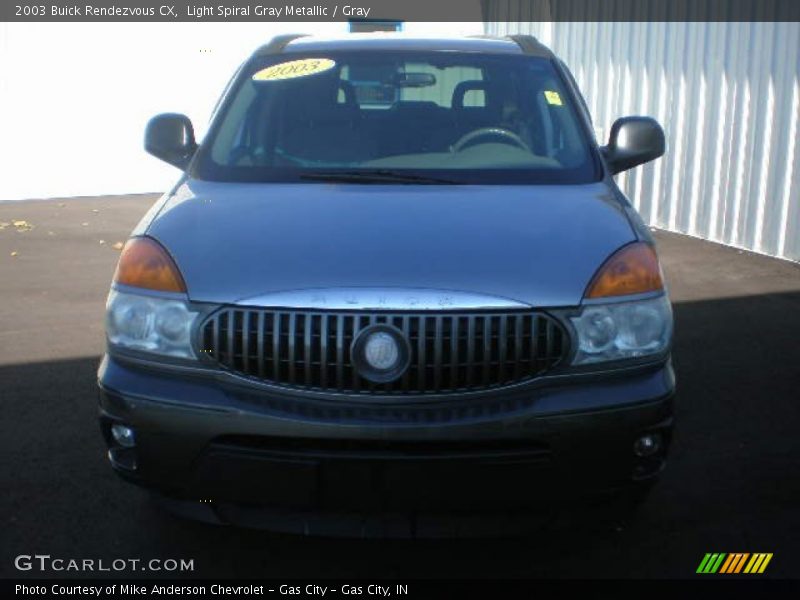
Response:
143,179,635,307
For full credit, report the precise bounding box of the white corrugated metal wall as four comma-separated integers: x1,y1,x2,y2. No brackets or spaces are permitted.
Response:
485,14,800,262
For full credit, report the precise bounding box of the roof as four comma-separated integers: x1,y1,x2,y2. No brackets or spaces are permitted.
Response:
251,33,553,59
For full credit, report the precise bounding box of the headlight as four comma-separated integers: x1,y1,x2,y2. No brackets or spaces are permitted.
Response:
106,289,198,358
570,294,672,365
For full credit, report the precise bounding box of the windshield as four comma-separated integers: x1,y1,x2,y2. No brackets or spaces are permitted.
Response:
192,51,600,185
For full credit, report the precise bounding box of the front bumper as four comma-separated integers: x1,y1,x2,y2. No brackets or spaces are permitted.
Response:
98,353,675,531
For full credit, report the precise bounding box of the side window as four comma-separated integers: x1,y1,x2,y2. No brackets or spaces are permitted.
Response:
209,62,245,124
210,81,256,164
537,79,588,166
558,60,592,125
461,88,486,107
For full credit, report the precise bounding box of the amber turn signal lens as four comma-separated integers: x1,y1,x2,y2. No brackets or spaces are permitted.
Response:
585,242,663,299
113,237,186,293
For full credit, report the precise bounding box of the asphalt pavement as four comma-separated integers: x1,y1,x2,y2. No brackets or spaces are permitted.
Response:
1,194,799,579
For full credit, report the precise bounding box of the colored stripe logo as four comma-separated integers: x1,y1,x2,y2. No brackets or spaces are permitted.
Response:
697,553,773,574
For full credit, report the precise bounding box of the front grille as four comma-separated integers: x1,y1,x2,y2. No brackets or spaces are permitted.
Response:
199,309,568,395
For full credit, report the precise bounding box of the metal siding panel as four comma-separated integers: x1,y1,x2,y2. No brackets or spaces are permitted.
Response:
738,21,770,251
716,23,744,245
750,22,778,253
781,75,800,261
696,22,727,241
624,22,647,215
679,21,707,235
724,23,753,247
486,15,799,261
663,22,687,232
757,21,796,256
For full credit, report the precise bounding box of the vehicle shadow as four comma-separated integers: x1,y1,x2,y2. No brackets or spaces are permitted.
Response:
2,291,799,578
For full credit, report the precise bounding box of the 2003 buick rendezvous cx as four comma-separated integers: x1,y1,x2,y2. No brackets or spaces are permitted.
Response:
98,33,674,535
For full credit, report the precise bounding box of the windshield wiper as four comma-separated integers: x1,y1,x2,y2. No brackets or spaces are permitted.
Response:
300,170,462,185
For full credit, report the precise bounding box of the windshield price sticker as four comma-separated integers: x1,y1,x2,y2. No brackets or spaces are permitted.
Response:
252,59,336,82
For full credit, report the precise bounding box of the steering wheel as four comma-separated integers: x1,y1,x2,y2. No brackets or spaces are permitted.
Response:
451,127,530,152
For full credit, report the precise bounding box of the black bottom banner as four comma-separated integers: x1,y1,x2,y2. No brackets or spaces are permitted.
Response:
5,579,800,599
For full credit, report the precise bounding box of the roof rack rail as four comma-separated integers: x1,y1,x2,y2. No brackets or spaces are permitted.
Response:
253,33,308,57
505,34,552,57
467,33,552,57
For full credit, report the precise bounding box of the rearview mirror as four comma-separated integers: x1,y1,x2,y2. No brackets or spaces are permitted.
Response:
144,113,197,170
390,72,437,88
602,116,665,175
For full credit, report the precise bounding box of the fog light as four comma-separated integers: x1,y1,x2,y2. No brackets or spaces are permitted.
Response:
633,433,662,457
111,424,136,448
108,448,137,471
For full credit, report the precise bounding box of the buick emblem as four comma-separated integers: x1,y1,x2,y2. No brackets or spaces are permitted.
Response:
351,325,411,383
364,332,400,371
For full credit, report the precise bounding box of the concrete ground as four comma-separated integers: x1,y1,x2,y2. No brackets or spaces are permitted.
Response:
1,195,799,578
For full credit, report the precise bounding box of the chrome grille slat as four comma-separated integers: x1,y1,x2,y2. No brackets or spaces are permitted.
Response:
351,315,361,392
433,316,443,392
226,309,235,369
256,311,265,378
212,313,220,362
201,309,567,395
401,315,411,391
546,318,555,365
482,316,491,386
335,314,344,390
272,312,281,381
498,314,508,383
514,315,523,379
287,313,297,384
449,316,459,390
303,313,312,386
466,316,476,388
241,310,250,375
319,314,328,389
417,316,427,390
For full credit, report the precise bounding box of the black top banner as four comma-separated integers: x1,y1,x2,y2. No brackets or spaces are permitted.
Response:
3,0,800,22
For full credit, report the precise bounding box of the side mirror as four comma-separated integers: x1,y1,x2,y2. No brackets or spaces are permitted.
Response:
602,116,665,175
144,113,197,170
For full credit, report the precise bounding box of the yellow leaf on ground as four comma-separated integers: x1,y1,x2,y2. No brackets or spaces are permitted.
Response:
112,242,124,250
10,251,18,257
12,220,34,232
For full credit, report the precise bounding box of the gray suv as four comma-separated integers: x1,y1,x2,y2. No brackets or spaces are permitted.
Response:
99,33,674,536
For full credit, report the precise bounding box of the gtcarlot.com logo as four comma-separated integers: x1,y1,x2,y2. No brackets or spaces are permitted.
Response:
14,555,194,573
696,553,773,574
